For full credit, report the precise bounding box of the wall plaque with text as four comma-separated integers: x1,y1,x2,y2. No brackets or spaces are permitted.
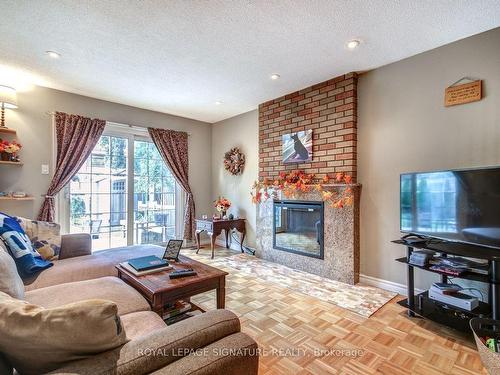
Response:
445,80,482,107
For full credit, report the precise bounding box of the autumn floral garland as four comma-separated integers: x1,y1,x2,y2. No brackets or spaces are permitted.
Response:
251,170,354,208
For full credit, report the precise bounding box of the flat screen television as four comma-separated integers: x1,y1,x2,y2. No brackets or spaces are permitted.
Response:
400,166,500,249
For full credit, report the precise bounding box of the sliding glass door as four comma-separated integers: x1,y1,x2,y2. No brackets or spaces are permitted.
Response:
69,135,128,250
66,127,182,251
133,140,177,245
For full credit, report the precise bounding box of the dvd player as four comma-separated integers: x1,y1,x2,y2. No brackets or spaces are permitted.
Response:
428,287,479,311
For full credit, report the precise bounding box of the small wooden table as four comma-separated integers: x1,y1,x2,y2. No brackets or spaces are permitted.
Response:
116,255,228,316
195,218,246,259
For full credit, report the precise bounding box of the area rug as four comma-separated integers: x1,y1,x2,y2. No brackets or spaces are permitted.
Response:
187,251,397,318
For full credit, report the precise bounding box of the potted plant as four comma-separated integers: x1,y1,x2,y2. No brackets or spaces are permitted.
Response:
0,139,22,161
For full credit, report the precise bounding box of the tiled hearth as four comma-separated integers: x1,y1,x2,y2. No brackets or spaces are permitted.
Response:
255,186,360,284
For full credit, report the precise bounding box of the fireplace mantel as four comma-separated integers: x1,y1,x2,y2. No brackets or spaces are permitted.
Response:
255,186,360,284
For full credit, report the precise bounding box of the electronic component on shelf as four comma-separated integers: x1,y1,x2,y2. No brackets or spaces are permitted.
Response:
409,250,436,266
428,256,490,275
429,286,479,311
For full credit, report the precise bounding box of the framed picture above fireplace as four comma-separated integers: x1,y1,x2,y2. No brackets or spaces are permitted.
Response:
282,129,312,163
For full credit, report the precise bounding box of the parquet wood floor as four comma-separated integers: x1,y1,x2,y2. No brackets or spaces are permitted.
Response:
187,247,487,374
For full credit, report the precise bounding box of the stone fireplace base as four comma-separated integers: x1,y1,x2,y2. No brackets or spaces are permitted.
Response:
255,186,360,285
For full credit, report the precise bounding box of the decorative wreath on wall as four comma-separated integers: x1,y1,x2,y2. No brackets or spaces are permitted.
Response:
224,147,245,175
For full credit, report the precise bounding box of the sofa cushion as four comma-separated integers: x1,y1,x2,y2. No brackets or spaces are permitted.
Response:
0,291,128,375
45,309,242,375
17,216,61,261
121,311,166,340
25,244,164,291
0,212,52,279
0,250,24,300
25,276,150,316
59,233,92,259
150,332,259,375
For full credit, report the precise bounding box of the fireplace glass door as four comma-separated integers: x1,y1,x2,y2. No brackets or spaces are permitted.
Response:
273,200,324,259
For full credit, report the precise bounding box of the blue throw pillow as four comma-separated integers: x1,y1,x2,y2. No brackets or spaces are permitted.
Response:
0,212,53,279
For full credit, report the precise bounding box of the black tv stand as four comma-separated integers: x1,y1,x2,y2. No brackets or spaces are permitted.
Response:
401,233,428,240
393,238,500,333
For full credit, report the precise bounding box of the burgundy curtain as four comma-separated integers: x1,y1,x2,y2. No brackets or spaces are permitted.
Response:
148,127,196,240
38,112,105,222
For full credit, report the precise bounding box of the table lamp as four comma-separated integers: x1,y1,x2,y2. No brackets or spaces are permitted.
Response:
0,85,18,128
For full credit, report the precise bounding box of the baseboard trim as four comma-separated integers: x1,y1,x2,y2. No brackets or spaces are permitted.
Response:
359,273,424,296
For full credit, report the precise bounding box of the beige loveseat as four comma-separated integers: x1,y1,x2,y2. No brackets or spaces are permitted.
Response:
0,234,259,375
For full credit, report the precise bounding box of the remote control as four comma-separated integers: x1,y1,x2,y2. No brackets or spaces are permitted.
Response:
173,268,194,273
169,269,197,279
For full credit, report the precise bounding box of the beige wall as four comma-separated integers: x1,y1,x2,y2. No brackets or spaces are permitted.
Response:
3,27,498,287
211,110,259,249
358,27,500,289
0,85,212,226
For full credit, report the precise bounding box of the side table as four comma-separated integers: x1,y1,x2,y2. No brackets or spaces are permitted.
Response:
195,218,246,259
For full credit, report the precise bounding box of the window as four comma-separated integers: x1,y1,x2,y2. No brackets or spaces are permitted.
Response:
62,124,183,251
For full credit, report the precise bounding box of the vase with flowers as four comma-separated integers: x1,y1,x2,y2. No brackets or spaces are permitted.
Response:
0,139,22,161
214,197,231,219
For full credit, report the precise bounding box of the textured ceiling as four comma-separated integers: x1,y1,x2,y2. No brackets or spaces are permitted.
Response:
0,0,499,123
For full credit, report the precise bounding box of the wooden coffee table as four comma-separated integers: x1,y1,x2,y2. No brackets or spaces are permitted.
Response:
116,254,228,316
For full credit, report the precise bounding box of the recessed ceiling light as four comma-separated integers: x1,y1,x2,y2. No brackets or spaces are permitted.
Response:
270,74,280,80
215,101,223,105
45,51,61,59
346,40,361,50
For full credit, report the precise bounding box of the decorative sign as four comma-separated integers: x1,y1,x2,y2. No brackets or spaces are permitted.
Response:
445,80,482,107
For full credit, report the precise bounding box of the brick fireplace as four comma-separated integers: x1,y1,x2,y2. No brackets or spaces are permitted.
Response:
259,72,358,181
256,73,360,284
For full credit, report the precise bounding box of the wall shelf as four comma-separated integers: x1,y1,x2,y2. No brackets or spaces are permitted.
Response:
0,160,23,166
0,128,16,135
0,196,34,201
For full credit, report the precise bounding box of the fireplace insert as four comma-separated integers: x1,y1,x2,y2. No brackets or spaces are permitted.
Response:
273,200,324,259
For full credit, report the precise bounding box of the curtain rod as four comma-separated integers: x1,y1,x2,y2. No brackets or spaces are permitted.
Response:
45,111,192,136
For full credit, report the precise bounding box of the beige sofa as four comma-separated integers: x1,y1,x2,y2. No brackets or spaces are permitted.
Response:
0,234,259,375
